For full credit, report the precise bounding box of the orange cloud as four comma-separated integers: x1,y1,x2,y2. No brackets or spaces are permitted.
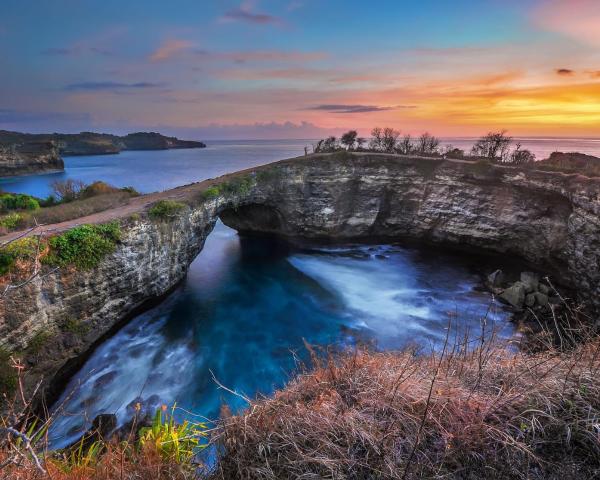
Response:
150,39,193,62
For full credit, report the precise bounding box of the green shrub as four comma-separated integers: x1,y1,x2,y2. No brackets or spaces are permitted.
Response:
0,347,17,397
138,406,207,463
0,212,23,230
27,330,52,355
221,175,254,196
62,318,89,336
0,193,40,212
44,222,121,269
0,237,39,275
256,168,281,182
200,185,221,200
148,200,185,220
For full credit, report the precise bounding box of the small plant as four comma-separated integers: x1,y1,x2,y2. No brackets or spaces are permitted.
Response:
220,176,254,196
200,185,221,200
0,237,39,275
148,200,186,219
62,318,89,336
0,348,17,396
0,212,23,230
44,222,121,269
26,330,52,355
138,405,207,463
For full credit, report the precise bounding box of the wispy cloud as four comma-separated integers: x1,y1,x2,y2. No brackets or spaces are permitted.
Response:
306,104,412,114
219,2,283,25
150,39,193,62
64,81,166,91
534,0,600,47
556,68,575,76
41,46,112,56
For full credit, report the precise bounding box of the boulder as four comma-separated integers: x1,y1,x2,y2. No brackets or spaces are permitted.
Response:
533,292,549,307
487,269,505,289
499,282,527,309
525,293,536,308
520,272,539,293
538,283,550,295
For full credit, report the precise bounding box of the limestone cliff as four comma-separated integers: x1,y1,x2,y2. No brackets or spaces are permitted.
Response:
0,153,598,398
0,141,64,177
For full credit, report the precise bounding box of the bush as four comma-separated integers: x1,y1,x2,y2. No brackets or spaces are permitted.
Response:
51,179,86,202
0,348,17,397
220,176,254,196
44,222,121,269
148,200,186,220
0,237,39,275
0,193,40,212
0,212,23,230
200,185,221,200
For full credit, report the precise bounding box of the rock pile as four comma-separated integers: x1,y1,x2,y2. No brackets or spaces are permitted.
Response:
487,270,556,311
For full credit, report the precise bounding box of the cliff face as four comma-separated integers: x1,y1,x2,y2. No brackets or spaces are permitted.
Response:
0,141,64,177
0,153,598,396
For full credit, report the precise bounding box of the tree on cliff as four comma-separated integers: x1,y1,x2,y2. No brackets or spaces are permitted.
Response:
416,132,440,155
471,130,512,161
369,127,400,153
340,130,358,150
509,143,536,165
313,136,339,153
396,135,413,154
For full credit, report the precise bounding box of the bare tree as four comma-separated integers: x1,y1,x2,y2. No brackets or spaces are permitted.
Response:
397,135,414,155
471,130,512,161
417,133,440,155
356,137,366,150
50,179,86,202
340,130,358,150
509,143,536,165
313,136,339,153
381,127,400,153
369,127,384,151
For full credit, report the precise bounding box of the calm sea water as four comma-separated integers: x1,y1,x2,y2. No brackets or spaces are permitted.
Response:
0,139,528,448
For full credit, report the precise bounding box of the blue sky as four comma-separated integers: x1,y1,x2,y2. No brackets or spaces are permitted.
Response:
1,0,599,138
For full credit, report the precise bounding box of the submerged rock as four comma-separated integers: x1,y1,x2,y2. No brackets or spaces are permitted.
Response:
487,269,505,289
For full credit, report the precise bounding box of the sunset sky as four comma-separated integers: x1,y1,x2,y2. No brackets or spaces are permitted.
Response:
1,0,600,139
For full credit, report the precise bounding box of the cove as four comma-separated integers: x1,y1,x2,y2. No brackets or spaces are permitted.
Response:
48,220,513,449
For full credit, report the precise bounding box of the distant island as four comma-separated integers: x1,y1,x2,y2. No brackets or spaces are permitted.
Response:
0,130,206,177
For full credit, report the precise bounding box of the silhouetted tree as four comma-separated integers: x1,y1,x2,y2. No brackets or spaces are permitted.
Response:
397,135,413,155
340,130,358,150
356,137,366,150
381,127,400,152
444,146,465,159
471,130,512,161
369,127,383,151
417,133,440,155
509,143,536,165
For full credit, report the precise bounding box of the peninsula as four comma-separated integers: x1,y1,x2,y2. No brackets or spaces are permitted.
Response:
0,130,206,177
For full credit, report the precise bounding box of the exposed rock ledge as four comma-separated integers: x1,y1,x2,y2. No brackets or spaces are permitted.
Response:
0,141,64,177
0,153,598,399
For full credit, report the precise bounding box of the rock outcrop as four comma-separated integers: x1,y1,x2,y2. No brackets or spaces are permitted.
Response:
0,152,598,398
0,130,206,158
0,141,64,177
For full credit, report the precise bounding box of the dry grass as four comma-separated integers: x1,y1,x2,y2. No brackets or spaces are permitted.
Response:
0,192,133,235
211,332,600,479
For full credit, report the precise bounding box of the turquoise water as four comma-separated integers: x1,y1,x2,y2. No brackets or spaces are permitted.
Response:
0,141,515,448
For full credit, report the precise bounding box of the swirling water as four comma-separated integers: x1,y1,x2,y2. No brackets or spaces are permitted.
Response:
0,140,518,448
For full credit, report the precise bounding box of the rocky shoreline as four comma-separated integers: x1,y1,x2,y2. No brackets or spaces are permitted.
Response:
1,152,599,404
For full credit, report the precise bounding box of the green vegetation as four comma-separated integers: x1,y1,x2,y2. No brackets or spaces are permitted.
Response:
26,330,52,355
0,237,38,275
221,175,254,196
0,212,23,230
44,222,121,269
0,193,40,212
199,185,221,200
0,347,17,396
62,318,89,336
148,199,186,219
139,406,207,463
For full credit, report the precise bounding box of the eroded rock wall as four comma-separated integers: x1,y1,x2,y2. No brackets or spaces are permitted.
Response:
0,141,64,177
0,153,598,396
